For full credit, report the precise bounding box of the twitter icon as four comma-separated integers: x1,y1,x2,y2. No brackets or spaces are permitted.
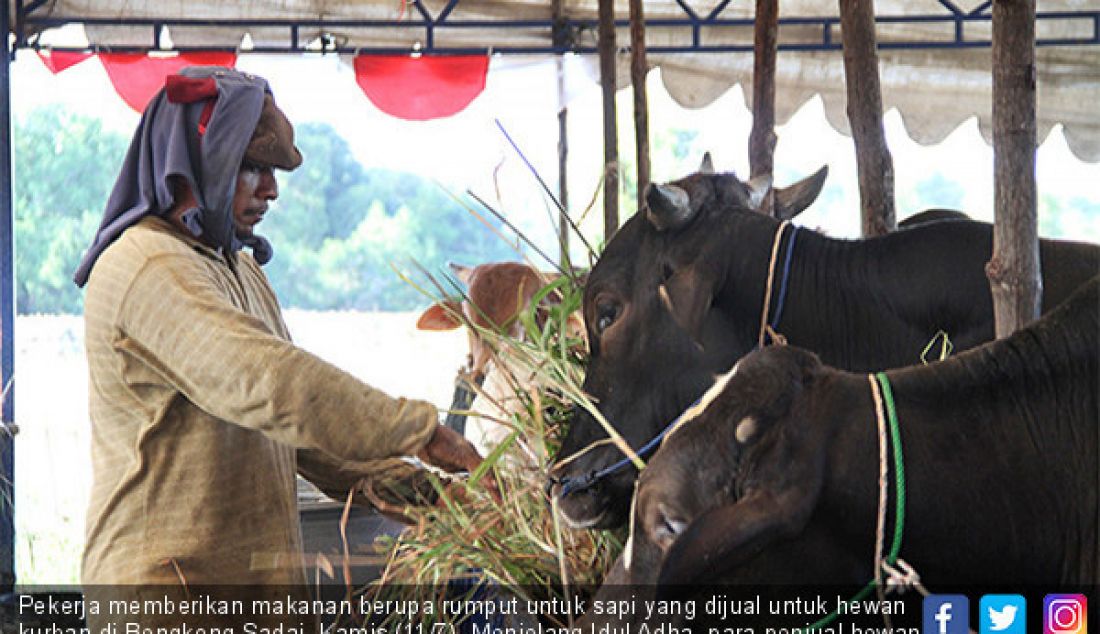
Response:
981,595,1026,634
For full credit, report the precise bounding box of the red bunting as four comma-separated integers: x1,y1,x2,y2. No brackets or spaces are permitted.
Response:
36,50,93,74
354,55,489,121
99,52,238,112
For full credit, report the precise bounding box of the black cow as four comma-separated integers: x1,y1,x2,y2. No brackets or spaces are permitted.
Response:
550,168,1100,529
898,208,971,227
611,275,1098,600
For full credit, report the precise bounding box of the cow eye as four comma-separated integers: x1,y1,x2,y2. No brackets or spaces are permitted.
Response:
595,301,620,334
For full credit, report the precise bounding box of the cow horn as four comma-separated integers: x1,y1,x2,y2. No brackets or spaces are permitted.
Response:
645,183,697,232
774,165,829,221
699,152,715,174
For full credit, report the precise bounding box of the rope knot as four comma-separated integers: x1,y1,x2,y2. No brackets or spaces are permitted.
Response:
881,559,928,596
764,324,788,346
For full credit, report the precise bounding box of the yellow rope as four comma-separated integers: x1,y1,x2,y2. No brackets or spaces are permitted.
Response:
920,330,954,364
868,374,892,630
758,220,791,348
551,437,617,471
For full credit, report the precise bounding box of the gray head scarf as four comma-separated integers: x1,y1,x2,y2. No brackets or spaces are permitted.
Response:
74,66,276,287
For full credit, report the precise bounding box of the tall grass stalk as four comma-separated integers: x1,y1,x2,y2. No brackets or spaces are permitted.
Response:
356,266,622,629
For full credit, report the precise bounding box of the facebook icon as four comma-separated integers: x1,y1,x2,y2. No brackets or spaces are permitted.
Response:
924,595,970,634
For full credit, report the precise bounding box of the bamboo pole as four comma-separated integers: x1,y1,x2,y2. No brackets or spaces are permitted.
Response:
557,65,571,265
838,0,895,236
749,0,778,217
598,0,620,240
987,0,1041,337
629,0,650,214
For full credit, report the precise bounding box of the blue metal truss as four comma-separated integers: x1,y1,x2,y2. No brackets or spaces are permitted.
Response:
1,0,15,599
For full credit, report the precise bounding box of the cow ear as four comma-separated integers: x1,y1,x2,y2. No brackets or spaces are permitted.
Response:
448,262,475,286
656,485,820,586
415,299,464,331
658,266,716,345
773,165,828,221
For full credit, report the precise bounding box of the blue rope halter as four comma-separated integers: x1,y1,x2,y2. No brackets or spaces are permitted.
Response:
556,224,800,498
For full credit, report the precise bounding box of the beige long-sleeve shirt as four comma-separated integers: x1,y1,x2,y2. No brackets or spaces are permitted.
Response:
81,217,436,609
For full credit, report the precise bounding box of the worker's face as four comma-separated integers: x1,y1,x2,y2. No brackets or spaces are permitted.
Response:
232,161,279,238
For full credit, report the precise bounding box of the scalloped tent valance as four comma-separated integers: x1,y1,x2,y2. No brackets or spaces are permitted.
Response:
16,0,1100,161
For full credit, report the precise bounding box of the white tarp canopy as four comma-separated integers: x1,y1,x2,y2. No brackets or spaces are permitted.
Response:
18,0,1100,161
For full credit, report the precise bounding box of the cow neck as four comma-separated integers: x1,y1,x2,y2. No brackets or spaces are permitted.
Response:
805,371,911,632
912,339,1096,582
850,285,1097,583
712,213,786,347
758,219,811,348
759,228,921,372
715,218,843,359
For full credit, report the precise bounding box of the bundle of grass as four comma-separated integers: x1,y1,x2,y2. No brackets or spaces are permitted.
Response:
352,270,623,630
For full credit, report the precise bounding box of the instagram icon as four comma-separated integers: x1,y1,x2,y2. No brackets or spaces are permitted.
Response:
1045,594,1088,634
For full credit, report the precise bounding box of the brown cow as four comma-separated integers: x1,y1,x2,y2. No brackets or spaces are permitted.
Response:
418,262,583,455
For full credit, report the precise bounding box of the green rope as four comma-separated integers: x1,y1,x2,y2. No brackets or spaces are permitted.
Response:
877,372,906,564
798,373,905,633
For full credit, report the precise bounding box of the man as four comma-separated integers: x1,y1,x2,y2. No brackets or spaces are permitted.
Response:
73,67,481,627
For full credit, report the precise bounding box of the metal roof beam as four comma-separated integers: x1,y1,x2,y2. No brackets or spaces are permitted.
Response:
18,13,1100,55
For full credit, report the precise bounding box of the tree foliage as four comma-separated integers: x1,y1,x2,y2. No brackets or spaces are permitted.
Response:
14,111,518,314
262,122,518,310
14,105,128,314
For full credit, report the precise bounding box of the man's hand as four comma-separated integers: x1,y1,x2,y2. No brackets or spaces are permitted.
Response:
417,424,503,503
416,424,483,474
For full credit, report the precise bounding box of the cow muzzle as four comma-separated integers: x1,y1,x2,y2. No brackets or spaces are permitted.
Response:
547,457,632,529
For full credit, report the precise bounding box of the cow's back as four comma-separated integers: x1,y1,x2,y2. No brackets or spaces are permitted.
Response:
1040,237,1100,311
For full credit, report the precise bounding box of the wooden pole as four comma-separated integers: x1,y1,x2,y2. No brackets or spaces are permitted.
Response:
749,0,778,217
629,0,650,214
838,0,895,236
598,0,620,240
988,0,1041,337
557,63,571,266
552,0,571,265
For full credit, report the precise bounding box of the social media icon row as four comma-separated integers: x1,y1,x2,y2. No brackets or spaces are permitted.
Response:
922,593,1087,634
